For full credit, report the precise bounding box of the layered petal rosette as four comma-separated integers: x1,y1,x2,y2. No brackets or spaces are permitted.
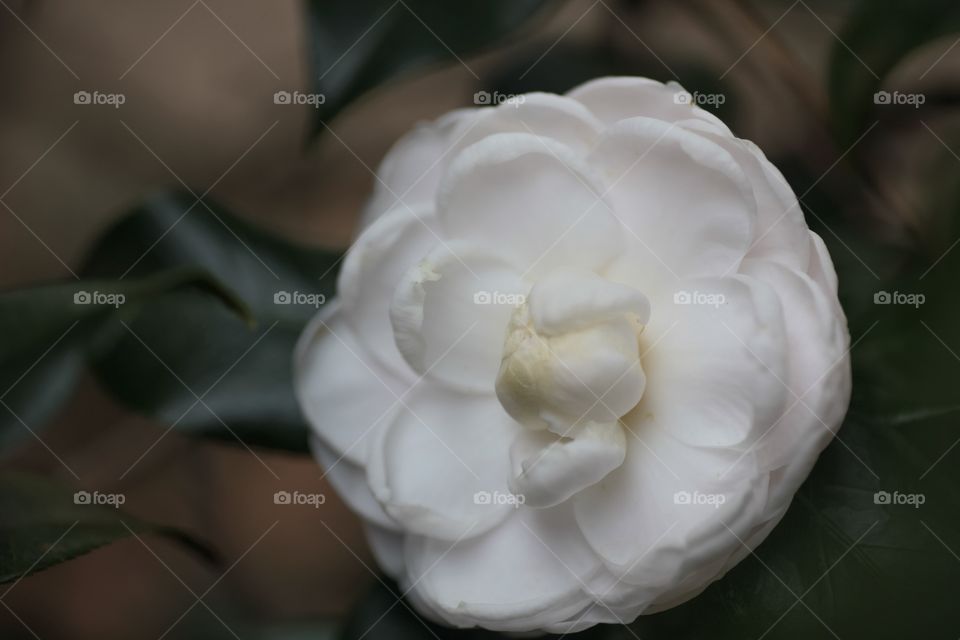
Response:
295,77,851,634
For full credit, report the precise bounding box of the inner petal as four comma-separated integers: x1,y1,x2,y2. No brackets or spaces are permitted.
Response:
493,269,650,505
436,132,628,279
390,242,526,393
509,423,627,508
495,268,649,434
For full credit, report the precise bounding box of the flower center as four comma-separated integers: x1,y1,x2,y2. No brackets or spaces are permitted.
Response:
494,268,650,507
496,268,649,433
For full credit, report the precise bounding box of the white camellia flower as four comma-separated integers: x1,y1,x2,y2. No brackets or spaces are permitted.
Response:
295,77,851,634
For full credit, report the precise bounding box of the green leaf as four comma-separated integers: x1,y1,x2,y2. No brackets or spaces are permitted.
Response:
340,581,440,640
81,192,343,453
306,0,555,135
0,268,250,450
0,471,216,584
828,0,960,143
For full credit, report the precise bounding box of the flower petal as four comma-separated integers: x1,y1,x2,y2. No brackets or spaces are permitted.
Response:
311,435,397,529
452,93,603,156
508,423,627,508
528,267,650,335
682,120,810,270
405,506,601,631
363,109,477,226
639,275,789,450
390,243,525,393
295,309,404,464
437,132,627,278
807,230,840,296
589,117,756,281
740,257,850,476
567,76,731,131
367,387,518,540
573,427,769,593
338,205,441,380
364,524,405,579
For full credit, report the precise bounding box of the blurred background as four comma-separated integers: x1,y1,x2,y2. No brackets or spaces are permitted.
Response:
1,0,959,638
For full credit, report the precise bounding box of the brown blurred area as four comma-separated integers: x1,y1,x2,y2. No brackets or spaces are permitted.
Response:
0,0,488,636
1,0,957,637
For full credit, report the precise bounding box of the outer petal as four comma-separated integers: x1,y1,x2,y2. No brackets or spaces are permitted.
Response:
451,93,604,156
542,614,606,635
367,387,518,540
682,119,811,271
807,230,840,297
295,308,404,465
589,117,756,282
338,205,440,380
740,257,850,476
311,436,396,530
736,139,810,269
639,275,789,450
436,133,628,278
390,243,525,393
567,76,731,132
364,524,405,579
362,109,477,227
405,506,601,631
573,426,769,594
